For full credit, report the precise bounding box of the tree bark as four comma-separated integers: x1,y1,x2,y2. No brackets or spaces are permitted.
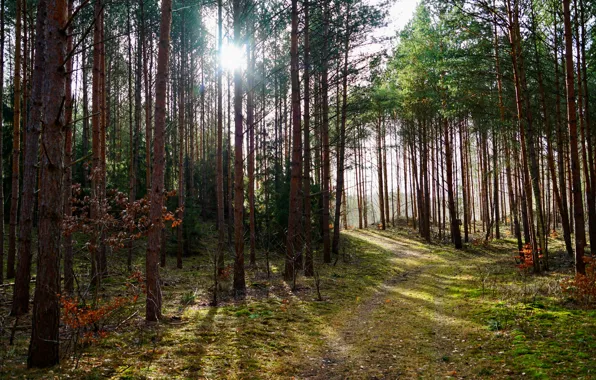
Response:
28,0,67,367
146,0,173,321
563,0,586,274
232,0,246,295
286,0,302,282
331,3,350,257
0,0,5,285
247,26,256,267
303,0,313,277
321,0,331,263
8,0,23,280
12,0,47,316
216,0,225,276
63,0,74,293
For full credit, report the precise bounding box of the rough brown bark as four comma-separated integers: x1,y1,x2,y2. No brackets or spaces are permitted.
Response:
28,0,67,367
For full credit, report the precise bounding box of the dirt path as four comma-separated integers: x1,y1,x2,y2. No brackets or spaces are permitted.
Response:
302,230,491,379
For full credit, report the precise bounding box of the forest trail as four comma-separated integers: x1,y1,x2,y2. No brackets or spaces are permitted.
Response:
303,230,493,379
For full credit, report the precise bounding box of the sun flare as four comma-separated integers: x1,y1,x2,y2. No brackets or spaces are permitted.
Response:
220,44,246,71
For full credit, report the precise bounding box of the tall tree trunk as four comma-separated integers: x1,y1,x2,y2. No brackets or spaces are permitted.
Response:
0,0,5,285
8,0,23,280
383,130,390,227
232,0,246,295
376,115,386,230
28,0,66,367
507,0,542,271
12,0,46,316
553,9,573,256
82,47,89,187
286,0,302,282
146,0,172,321
91,0,103,287
247,26,256,267
459,123,469,242
563,0,586,274
98,11,108,276
321,0,331,263
177,22,185,270
216,0,225,276
444,117,462,249
493,131,499,239
303,0,313,277
63,0,75,293
573,0,596,251
331,4,350,257
141,0,152,191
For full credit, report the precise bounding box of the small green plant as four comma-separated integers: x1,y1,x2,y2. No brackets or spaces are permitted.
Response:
181,290,197,305
487,318,502,331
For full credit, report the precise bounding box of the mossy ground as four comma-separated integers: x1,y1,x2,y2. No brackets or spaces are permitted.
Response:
0,224,594,379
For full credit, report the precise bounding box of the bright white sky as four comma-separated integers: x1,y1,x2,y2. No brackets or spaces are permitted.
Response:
372,0,420,40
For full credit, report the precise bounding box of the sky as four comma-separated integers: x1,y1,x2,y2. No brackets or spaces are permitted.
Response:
373,0,420,40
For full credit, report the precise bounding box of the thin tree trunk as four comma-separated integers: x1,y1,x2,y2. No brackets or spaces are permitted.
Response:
8,0,23,280
303,0,313,277
286,0,302,282
553,10,573,256
331,4,350,256
216,0,225,276
0,0,5,285
63,0,75,293
563,0,586,274
444,117,462,249
12,0,46,316
141,0,152,191
321,0,331,263
232,0,245,295
376,115,385,229
177,21,185,270
247,27,256,267
146,0,172,321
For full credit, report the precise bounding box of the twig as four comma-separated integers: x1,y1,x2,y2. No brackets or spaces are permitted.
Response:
115,311,138,330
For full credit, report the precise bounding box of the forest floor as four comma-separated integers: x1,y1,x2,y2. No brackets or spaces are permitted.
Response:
1,224,595,379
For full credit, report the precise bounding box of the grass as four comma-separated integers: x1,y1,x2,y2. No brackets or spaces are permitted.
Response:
1,224,595,379
0,231,398,379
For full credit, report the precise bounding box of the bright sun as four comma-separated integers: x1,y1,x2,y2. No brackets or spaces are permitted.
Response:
220,44,246,71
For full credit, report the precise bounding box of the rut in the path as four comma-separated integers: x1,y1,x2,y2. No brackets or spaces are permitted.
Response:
302,230,488,379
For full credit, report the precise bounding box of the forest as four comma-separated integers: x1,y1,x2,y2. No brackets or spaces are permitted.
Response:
0,0,596,377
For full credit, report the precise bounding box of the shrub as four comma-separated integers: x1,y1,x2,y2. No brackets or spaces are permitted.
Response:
561,257,596,306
